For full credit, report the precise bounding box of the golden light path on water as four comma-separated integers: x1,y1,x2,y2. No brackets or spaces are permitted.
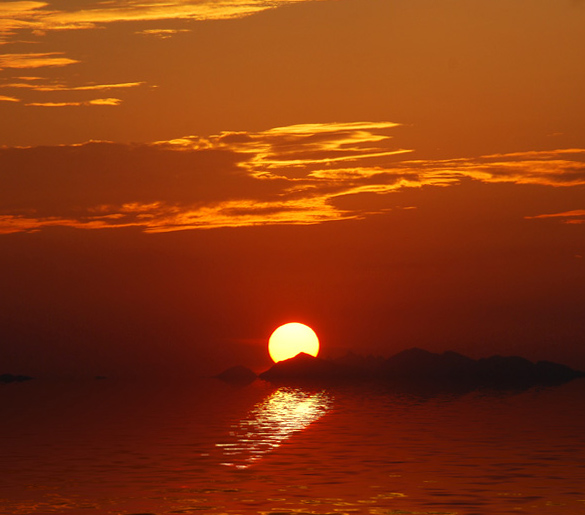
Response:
217,387,332,469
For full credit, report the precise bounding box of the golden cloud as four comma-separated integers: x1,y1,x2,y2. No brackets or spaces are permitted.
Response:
0,78,147,106
25,97,122,106
0,0,326,41
136,28,191,38
1,80,144,92
0,52,78,69
158,121,409,177
0,1,47,39
0,122,584,234
525,209,585,224
87,97,122,106
0,94,19,102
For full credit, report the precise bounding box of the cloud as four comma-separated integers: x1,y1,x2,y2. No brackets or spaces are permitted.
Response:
0,0,326,42
0,52,78,69
0,94,19,102
25,97,122,106
525,209,585,224
87,97,122,106
158,121,409,174
1,122,584,234
465,149,585,186
0,1,47,39
0,1,320,114
136,28,190,38
1,80,145,92
0,77,147,106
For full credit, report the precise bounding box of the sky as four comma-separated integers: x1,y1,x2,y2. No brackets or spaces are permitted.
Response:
1,0,584,377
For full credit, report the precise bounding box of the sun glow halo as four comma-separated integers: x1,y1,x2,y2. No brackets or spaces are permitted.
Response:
268,323,320,363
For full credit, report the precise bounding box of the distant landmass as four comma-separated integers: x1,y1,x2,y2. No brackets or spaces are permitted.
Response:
251,348,584,389
0,373,33,384
215,365,258,385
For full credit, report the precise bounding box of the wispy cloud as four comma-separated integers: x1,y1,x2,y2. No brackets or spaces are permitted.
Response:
136,28,190,38
159,121,409,175
525,209,585,224
1,122,584,234
0,78,146,106
394,149,585,189
0,94,19,102
0,1,321,114
1,0,326,41
0,52,79,69
86,97,122,106
0,1,47,39
1,80,145,92
25,97,122,106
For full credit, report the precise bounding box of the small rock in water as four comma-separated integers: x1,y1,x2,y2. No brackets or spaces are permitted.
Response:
0,373,33,383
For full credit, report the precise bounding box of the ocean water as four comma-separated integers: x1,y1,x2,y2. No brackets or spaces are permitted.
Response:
1,377,585,515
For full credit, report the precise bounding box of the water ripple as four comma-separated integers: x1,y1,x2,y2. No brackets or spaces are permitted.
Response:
217,387,332,468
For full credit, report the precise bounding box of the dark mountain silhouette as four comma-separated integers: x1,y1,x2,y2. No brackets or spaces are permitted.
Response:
215,365,257,385
258,348,584,389
332,351,386,375
0,373,33,383
259,353,342,381
383,348,475,380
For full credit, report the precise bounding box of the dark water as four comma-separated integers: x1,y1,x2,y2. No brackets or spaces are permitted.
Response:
1,377,585,515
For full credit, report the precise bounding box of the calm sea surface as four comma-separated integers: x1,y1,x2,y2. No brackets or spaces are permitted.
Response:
1,377,585,515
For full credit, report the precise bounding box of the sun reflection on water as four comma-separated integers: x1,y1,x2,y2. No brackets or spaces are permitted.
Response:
217,387,332,468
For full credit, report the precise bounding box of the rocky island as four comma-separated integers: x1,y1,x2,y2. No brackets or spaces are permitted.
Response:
254,348,585,390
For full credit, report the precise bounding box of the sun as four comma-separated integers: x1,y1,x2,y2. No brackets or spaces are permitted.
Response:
268,323,320,363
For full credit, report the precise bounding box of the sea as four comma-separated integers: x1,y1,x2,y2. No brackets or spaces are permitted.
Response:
1,376,585,515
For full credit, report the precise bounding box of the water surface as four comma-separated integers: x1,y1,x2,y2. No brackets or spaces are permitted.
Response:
1,377,584,514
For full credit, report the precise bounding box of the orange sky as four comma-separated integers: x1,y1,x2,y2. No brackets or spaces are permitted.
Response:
1,0,584,377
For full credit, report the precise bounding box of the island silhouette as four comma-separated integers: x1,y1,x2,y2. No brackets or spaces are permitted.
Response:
0,373,33,384
218,348,584,390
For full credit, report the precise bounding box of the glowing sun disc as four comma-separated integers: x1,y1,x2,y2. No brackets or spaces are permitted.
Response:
268,323,320,363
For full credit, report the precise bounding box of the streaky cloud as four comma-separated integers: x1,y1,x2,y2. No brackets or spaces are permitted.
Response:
0,77,148,106
135,28,191,38
1,80,145,92
525,209,585,224
0,52,78,69
0,0,328,42
25,97,122,106
0,94,20,102
1,122,584,234
0,1,47,40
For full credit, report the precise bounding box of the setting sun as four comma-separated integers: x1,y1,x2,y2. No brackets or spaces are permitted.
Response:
268,323,320,363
